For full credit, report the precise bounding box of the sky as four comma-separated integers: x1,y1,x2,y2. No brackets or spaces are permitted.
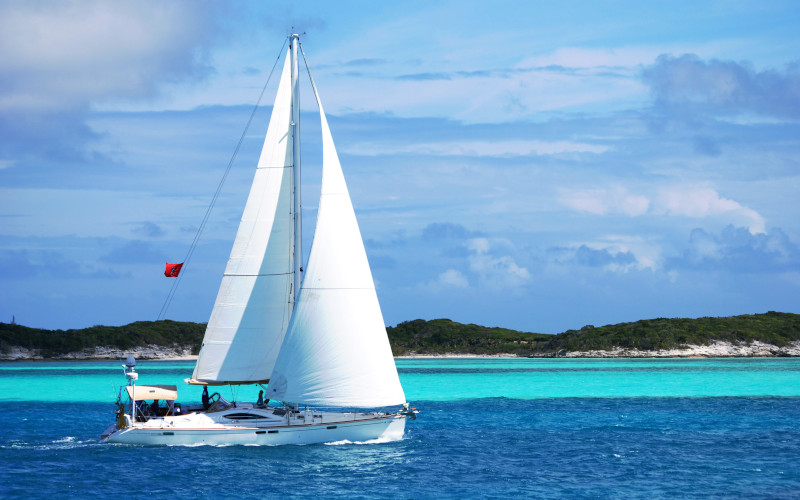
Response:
1,0,799,334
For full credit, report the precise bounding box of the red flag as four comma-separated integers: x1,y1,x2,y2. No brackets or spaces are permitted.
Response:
164,262,183,277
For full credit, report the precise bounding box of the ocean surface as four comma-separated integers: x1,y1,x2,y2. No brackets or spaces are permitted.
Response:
2,358,800,498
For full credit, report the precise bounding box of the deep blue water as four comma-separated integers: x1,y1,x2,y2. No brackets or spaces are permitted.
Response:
2,359,800,498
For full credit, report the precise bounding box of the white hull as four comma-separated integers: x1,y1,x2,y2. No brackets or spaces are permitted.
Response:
101,405,407,446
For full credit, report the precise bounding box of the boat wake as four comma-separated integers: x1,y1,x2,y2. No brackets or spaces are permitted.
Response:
2,436,101,451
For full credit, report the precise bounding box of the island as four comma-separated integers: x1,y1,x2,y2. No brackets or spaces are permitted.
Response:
1,311,799,360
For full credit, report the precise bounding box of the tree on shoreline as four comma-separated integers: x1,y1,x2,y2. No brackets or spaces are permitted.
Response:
2,312,799,359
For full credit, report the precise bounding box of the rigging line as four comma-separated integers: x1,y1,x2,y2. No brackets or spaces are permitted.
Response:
156,38,289,322
297,40,324,280
298,42,322,109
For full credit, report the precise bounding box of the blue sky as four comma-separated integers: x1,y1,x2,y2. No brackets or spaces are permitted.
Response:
2,0,799,333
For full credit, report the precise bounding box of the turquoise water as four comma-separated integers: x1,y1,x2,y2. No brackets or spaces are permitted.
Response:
3,358,800,498
2,357,800,402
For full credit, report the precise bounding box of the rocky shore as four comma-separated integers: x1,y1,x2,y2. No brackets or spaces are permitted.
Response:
554,340,800,358
0,344,197,361
3,340,800,361
391,340,800,359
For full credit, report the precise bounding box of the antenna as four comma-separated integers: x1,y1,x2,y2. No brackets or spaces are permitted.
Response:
123,356,138,423
287,26,307,38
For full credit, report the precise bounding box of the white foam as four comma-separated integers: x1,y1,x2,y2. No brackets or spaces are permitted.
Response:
324,435,402,446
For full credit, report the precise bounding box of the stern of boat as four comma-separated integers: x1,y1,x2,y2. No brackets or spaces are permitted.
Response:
99,423,118,443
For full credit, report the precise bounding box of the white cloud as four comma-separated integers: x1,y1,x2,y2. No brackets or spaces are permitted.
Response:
343,139,609,157
559,185,766,235
556,233,663,272
467,238,531,289
686,228,721,261
468,238,491,255
416,238,531,293
642,54,800,120
559,186,650,216
437,269,470,288
0,1,218,113
595,235,662,271
655,187,766,234
518,46,663,70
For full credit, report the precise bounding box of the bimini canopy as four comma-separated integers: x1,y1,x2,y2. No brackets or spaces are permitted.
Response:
126,385,178,401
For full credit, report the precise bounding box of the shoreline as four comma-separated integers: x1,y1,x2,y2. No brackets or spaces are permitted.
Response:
2,340,800,362
396,340,800,359
0,345,198,362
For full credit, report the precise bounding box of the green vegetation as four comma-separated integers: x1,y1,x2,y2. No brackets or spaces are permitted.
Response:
528,312,800,354
1,312,799,359
387,312,800,356
387,318,550,356
0,320,205,358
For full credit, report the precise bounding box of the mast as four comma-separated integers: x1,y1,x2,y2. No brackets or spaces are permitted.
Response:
290,34,302,303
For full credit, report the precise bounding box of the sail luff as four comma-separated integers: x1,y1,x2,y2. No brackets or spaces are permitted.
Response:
190,49,295,385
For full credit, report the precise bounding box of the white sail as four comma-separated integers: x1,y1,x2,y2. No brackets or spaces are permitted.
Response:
191,50,295,384
268,88,406,407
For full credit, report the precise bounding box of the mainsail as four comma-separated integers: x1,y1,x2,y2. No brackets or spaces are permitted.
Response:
267,76,406,407
190,51,296,385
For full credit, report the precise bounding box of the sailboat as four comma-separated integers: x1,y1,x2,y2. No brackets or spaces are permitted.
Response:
100,34,416,445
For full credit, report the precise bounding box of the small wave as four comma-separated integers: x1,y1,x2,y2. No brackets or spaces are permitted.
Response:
324,439,352,446
38,437,98,450
164,442,230,448
0,440,28,450
324,435,403,446
163,442,284,448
